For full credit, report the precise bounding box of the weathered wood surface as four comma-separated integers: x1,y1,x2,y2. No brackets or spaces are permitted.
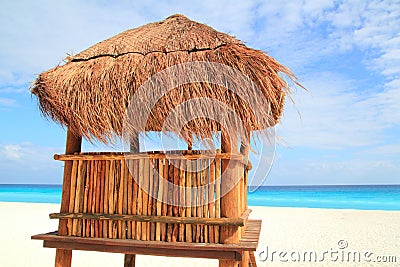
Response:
219,131,241,267
33,220,261,255
50,212,246,226
124,254,135,267
56,147,251,244
54,152,244,161
56,128,82,267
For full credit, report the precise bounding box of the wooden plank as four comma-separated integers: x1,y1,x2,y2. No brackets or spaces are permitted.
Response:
166,162,174,241
127,160,133,239
136,159,143,240
33,220,261,252
155,159,163,241
54,153,244,161
142,158,150,241
73,160,84,236
215,152,221,243
83,160,90,237
67,160,78,235
87,161,95,237
50,213,245,226
203,159,209,243
178,159,186,242
148,158,154,241
185,157,192,242
195,160,201,243
44,240,241,261
209,158,215,243
191,159,197,242
98,161,105,238
94,161,101,238
151,159,159,241
113,161,121,239
161,161,168,241
132,160,138,239
103,161,109,238
122,160,128,239
108,160,115,238
172,160,180,242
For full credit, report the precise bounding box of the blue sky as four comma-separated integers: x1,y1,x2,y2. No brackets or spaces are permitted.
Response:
0,0,399,185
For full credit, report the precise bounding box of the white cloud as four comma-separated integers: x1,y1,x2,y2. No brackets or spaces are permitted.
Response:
278,74,399,150
0,142,64,183
0,70,15,85
0,143,56,163
267,149,400,185
360,144,400,156
2,145,22,159
325,1,400,82
0,97,16,107
0,0,258,75
244,0,400,151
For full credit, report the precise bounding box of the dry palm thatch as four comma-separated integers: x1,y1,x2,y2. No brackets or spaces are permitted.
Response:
31,14,300,145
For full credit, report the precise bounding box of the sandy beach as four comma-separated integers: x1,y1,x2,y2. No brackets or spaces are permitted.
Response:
1,202,399,267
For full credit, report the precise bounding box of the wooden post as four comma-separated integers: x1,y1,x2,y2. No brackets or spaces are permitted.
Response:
56,128,81,267
124,254,135,267
124,133,139,267
215,151,221,243
130,132,140,153
240,135,250,267
187,134,193,150
219,130,240,267
240,135,250,212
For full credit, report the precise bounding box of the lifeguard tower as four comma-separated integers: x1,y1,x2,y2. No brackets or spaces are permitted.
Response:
31,14,298,267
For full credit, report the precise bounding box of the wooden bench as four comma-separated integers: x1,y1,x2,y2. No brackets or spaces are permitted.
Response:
32,220,261,266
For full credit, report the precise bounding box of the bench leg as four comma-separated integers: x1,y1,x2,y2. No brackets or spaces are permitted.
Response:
55,249,72,267
249,252,257,267
219,260,239,267
241,251,250,267
124,254,135,267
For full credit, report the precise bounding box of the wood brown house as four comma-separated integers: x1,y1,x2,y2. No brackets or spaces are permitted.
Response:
31,14,298,267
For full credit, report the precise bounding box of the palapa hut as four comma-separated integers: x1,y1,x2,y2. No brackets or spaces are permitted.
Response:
31,14,299,267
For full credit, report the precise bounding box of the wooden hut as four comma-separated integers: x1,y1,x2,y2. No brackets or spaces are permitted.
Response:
31,14,298,267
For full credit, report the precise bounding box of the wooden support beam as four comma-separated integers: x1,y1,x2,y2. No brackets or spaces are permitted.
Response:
124,254,135,267
240,134,251,267
129,132,140,153
126,133,140,267
187,134,193,150
240,133,250,225
56,127,82,267
219,130,241,267
54,152,244,161
55,248,72,267
49,212,246,226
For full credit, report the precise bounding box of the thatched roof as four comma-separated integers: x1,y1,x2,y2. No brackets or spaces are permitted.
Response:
31,14,299,145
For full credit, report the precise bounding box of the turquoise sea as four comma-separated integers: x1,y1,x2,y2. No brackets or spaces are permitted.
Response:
0,184,399,210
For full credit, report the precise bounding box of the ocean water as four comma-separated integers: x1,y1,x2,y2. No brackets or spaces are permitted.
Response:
0,184,399,210
248,185,400,211
0,184,62,204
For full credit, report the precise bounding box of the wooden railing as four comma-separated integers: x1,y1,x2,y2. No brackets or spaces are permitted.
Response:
52,151,250,243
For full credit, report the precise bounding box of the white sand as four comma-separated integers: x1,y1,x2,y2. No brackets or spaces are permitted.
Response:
0,202,399,267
